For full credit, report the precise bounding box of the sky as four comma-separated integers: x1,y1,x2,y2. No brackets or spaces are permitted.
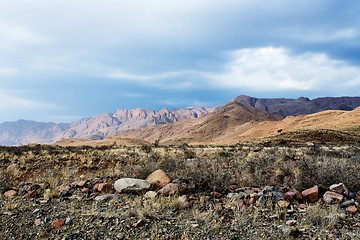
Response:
1,0,360,123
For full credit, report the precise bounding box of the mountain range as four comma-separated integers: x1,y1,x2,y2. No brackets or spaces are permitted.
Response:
1,95,360,146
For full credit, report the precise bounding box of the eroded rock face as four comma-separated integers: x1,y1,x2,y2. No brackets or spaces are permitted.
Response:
113,178,152,193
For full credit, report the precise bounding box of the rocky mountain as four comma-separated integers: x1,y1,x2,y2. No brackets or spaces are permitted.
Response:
233,95,360,117
0,107,214,146
114,101,283,145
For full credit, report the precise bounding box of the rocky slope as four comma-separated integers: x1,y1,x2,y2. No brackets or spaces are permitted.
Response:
233,95,360,117
114,101,283,145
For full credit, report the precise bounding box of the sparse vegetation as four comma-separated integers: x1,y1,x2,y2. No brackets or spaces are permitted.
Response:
1,143,360,239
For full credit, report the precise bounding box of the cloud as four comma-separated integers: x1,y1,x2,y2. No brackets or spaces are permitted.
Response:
206,47,360,94
0,21,51,47
0,67,17,75
0,89,59,111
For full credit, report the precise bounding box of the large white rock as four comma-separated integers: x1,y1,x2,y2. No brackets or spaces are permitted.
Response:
114,178,152,193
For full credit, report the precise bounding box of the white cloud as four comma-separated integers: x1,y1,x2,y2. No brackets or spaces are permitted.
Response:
0,67,17,75
0,89,59,111
0,21,51,47
206,47,360,93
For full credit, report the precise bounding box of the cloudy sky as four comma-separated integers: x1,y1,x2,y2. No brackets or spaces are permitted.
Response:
1,0,360,123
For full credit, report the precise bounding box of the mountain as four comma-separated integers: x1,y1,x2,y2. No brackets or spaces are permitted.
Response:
233,95,360,117
114,101,283,145
106,103,360,146
0,107,215,146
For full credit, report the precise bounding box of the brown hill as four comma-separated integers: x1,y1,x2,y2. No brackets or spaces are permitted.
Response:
117,102,283,145
219,106,360,144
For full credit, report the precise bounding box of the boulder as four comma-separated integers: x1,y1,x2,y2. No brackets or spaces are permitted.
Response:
323,191,344,204
330,183,349,196
146,169,172,189
302,186,319,203
158,183,179,195
114,178,152,193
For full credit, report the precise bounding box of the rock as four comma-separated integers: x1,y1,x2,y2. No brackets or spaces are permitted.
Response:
159,183,179,195
94,194,117,202
144,191,157,199
34,219,41,226
72,180,88,187
183,201,192,208
277,200,290,208
346,205,357,214
323,191,344,204
341,200,355,208
284,192,296,201
81,188,90,193
146,169,172,189
330,183,349,196
51,219,65,229
302,186,319,203
227,192,248,199
286,220,297,226
94,183,112,192
4,190,17,198
114,178,152,193
65,217,72,225
249,197,256,204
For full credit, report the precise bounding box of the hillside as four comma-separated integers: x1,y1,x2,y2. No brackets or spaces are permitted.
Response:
233,95,360,117
0,107,214,146
115,101,283,145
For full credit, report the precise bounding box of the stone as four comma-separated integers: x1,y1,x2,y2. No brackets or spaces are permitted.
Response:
341,200,355,208
81,188,90,193
227,192,248,199
94,194,117,202
94,183,112,192
284,192,296,201
277,200,290,208
286,220,297,226
144,191,157,199
114,178,152,193
302,186,319,203
249,197,256,204
330,183,349,196
72,180,88,187
146,169,172,189
4,190,17,198
323,191,344,204
346,205,357,214
34,219,41,226
51,219,65,229
183,201,192,208
159,183,179,195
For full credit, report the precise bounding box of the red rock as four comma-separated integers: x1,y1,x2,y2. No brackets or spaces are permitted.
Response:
189,196,199,201
249,197,256,204
73,180,88,187
51,219,65,229
346,205,358,214
355,194,360,202
284,191,296,201
323,191,344,204
146,169,172,189
183,201,192,208
34,219,41,226
4,190,17,198
158,183,179,195
302,186,319,203
81,188,90,193
97,183,112,192
299,203,307,209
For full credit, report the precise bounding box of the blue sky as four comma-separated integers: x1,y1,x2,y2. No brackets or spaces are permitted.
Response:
1,0,360,123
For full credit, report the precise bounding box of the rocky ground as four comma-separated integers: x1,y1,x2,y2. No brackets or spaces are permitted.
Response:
2,144,360,239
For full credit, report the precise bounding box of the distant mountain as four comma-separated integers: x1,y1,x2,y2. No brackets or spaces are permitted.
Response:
233,95,360,117
115,101,283,145
0,107,215,146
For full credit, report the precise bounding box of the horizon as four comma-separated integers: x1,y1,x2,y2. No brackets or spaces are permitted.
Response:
1,1,360,123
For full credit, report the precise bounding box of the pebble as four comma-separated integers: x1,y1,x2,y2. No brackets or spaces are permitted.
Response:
51,219,65,229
